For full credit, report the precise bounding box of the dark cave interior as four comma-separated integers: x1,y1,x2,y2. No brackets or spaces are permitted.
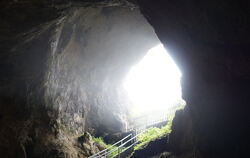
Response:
0,0,250,158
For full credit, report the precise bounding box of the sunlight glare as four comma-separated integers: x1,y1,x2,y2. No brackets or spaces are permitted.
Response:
123,44,182,116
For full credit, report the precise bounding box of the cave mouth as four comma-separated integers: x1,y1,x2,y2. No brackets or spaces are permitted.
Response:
123,44,185,119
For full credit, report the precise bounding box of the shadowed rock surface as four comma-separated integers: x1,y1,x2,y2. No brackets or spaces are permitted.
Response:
131,135,168,158
0,1,159,157
0,0,250,158
138,0,250,157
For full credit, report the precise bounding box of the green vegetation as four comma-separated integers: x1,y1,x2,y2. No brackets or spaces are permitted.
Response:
92,137,105,144
92,104,186,158
134,115,174,151
176,103,186,110
92,136,126,158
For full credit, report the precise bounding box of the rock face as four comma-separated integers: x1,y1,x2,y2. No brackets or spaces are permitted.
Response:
0,0,250,158
0,1,160,157
138,0,250,158
131,136,169,158
77,132,100,156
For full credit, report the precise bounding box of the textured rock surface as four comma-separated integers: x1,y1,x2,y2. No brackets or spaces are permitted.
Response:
1,0,250,158
138,0,250,157
0,1,159,157
131,135,169,158
77,132,100,156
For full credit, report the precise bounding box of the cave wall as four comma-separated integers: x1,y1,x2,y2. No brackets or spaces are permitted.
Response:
138,0,250,157
44,5,160,136
0,1,160,157
1,0,250,158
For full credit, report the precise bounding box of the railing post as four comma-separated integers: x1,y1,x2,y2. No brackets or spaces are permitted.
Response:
118,147,120,158
125,123,127,132
132,132,134,143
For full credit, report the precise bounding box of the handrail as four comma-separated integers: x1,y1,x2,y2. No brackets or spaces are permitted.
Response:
126,112,171,132
126,108,176,132
89,133,132,158
89,110,173,158
88,116,168,158
103,130,146,157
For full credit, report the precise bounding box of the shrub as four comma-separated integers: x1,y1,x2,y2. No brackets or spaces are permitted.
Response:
134,115,173,151
92,137,106,145
92,136,125,158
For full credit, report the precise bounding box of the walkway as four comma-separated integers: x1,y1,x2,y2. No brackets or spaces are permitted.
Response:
89,109,174,158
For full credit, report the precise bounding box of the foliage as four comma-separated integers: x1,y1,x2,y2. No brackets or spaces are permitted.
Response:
106,144,126,158
134,114,174,151
92,137,106,145
176,103,186,110
92,103,185,157
92,136,126,158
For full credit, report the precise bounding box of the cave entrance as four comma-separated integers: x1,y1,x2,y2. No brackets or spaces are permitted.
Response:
123,44,185,125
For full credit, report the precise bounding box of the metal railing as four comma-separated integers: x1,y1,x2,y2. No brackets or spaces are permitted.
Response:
89,133,133,158
125,109,175,132
89,108,176,158
89,131,146,158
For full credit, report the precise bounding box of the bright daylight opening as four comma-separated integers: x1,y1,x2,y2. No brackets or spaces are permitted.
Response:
123,44,185,118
